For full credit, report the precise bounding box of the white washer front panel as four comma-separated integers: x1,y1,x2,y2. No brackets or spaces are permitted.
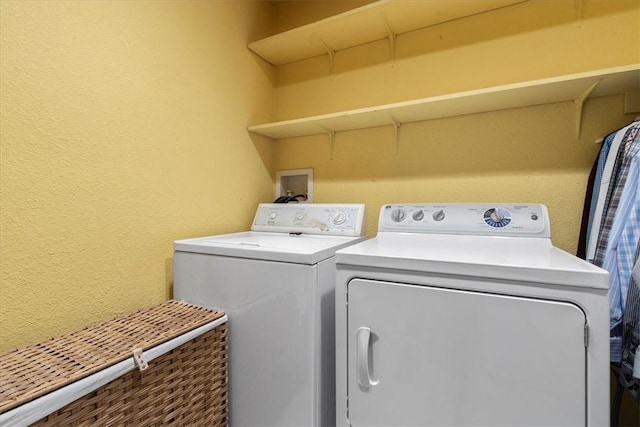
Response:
347,279,586,427
173,204,367,426
174,252,322,426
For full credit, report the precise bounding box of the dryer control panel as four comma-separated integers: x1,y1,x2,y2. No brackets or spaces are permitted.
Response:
252,203,366,236
379,203,550,237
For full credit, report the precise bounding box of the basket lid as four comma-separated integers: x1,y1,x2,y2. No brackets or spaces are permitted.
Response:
0,300,225,414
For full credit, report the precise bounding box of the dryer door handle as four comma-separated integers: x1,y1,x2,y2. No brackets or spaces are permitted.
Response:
357,327,379,388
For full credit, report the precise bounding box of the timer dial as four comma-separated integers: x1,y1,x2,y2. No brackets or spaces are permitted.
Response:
331,211,346,225
483,208,512,228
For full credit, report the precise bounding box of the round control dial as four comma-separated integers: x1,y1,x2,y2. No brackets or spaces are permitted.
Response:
483,208,512,228
412,210,425,221
432,209,446,221
295,212,305,221
391,209,406,222
331,211,346,225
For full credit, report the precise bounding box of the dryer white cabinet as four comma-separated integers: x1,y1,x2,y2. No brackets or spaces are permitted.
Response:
335,204,610,427
346,278,587,426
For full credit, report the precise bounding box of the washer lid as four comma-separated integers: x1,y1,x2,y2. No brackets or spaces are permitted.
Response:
174,231,368,264
335,233,608,289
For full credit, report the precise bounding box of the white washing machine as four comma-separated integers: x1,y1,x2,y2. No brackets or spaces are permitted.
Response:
174,203,366,427
335,203,609,427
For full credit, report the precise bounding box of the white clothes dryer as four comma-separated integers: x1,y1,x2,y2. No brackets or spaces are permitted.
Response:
174,203,366,427
335,203,609,427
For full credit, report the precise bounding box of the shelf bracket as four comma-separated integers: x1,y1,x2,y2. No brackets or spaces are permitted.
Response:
318,37,336,76
388,114,401,155
381,14,397,63
574,79,601,138
318,125,336,159
575,0,584,28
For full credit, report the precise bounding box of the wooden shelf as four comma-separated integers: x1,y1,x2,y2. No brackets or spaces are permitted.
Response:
247,65,640,140
248,0,527,66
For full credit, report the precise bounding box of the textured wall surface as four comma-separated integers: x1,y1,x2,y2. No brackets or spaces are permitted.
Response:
1,0,638,352
275,96,635,253
0,0,274,351
272,0,640,253
274,0,640,119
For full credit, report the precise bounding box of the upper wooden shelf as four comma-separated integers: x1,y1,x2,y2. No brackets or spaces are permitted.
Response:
247,65,640,140
248,0,527,66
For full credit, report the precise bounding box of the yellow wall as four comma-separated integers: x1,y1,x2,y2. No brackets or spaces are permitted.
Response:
0,0,638,353
273,0,376,32
272,0,640,253
0,0,275,351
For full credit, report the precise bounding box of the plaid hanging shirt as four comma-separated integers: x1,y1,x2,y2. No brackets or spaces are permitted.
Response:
593,123,640,362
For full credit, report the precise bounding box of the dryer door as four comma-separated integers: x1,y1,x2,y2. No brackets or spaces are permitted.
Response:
347,279,587,427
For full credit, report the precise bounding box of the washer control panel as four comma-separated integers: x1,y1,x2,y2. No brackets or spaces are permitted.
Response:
379,203,549,237
252,203,366,236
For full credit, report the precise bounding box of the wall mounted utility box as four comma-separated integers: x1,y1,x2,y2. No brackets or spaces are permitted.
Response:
275,168,313,202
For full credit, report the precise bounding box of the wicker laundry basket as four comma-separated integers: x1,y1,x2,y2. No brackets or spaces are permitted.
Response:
0,300,228,426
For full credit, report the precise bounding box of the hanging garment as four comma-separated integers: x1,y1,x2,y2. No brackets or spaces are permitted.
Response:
594,124,640,362
579,119,640,397
588,122,638,262
619,244,639,400
583,122,636,260
577,154,598,260
593,123,639,266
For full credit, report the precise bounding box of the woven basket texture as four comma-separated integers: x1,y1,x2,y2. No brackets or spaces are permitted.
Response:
0,300,228,426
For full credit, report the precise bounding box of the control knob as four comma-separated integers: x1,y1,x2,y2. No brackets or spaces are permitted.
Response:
412,210,425,221
490,209,504,222
391,209,406,222
432,209,446,221
331,211,346,225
